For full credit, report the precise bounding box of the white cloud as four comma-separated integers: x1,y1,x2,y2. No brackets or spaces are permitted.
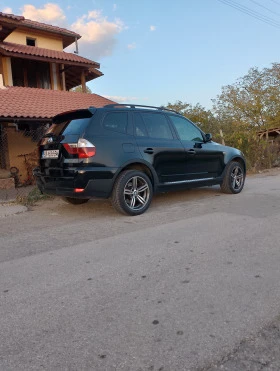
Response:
87,10,102,20
21,3,66,25
70,10,124,59
113,4,117,11
127,42,136,50
150,25,156,31
2,7,13,13
104,95,138,102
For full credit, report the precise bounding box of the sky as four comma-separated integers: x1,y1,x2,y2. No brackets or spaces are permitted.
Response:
1,0,280,109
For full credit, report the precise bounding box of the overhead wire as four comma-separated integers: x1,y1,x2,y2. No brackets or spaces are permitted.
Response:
268,0,280,6
248,0,280,17
217,0,280,29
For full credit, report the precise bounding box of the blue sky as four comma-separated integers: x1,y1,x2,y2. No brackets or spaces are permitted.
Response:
2,0,280,108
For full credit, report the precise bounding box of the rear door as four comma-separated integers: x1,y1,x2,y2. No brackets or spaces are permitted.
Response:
168,114,224,180
39,110,93,180
133,111,185,183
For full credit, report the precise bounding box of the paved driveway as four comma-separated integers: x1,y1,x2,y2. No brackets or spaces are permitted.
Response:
1,170,280,370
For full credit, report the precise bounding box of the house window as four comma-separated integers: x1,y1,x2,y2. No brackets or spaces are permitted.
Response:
26,37,36,47
11,58,51,89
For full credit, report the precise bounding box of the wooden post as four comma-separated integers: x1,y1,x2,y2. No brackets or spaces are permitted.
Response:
0,124,10,170
81,70,86,93
23,67,28,87
61,64,66,91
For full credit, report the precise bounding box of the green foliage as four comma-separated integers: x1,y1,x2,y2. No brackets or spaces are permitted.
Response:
17,187,52,206
165,101,219,136
213,64,280,130
165,63,280,171
71,85,92,94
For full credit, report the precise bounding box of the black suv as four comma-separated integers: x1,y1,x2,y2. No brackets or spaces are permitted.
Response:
34,104,246,215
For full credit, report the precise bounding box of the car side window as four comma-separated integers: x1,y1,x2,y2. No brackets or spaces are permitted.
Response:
134,113,148,137
169,115,204,142
103,112,128,133
138,112,173,139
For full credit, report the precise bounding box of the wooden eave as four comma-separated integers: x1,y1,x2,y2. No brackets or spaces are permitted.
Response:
0,22,18,42
65,67,103,90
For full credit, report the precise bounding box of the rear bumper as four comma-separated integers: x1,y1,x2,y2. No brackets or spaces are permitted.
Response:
33,167,117,199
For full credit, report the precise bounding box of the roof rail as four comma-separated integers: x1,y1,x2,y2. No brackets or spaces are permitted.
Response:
102,104,180,115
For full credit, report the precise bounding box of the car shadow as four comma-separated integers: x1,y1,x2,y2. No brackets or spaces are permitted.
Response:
46,185,222,219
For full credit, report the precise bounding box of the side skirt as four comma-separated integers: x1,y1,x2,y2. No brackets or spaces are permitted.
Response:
155,177,223,193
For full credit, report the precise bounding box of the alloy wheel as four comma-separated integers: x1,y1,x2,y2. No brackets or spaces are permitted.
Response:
230,165,244,191
123,176,150,211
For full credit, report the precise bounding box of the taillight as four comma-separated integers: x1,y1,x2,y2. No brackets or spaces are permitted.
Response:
63,139,96,158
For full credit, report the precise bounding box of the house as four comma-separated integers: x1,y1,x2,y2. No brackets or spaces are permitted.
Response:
0,11,115,184
257,127,280,142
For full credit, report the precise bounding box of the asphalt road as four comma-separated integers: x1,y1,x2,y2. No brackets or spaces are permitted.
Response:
1,170,280,371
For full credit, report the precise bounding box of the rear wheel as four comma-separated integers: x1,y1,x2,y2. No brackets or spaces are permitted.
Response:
62,197,89,205
220,161,245,194
112,170,153,216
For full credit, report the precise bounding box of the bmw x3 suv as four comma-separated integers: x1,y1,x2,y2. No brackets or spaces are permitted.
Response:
34,104,246,216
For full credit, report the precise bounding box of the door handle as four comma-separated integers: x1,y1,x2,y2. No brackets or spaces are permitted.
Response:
144,148,154,154
187,149,196,155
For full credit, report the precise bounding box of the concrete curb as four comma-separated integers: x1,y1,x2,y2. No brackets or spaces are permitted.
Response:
0,203,28,218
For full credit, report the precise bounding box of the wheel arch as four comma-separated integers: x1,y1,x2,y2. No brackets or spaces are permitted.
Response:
221,155,246,180
230,156,246,174
112,160,159,191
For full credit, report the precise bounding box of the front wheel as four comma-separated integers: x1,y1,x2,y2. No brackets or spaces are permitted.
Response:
62,197,89,205
112,170,153,216
220,161,245,194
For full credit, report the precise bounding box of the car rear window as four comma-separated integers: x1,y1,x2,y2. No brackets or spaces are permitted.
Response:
48,117,92,136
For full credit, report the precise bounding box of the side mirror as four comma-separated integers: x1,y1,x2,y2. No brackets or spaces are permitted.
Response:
205,133,212,142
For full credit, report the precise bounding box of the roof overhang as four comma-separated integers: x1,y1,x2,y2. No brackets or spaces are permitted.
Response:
0,42,100,69
0,19,19,41
0,48,98,68
0,12,80,48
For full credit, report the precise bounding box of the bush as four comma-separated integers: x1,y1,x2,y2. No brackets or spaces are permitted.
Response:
17,187,52,206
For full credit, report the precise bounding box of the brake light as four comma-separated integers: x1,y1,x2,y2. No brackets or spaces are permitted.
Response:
74,188,84,193
63,139,96,158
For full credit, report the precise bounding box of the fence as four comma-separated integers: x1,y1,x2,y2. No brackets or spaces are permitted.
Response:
0,124,48,202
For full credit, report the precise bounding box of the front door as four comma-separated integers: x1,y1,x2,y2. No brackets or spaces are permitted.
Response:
167,114,224,180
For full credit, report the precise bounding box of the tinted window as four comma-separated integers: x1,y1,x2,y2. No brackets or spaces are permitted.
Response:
134,113,148,137
49,118,91,136
140,113,173,139
103,112,128,133
169,115,204,142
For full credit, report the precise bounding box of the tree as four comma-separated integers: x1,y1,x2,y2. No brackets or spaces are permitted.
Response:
165,100,219,135
212,64,280,131
71,85,92,94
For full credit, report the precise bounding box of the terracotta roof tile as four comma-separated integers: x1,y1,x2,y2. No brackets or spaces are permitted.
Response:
0,12,24,21
0,42,99,67
0,87,116,120
21,18,80,38
0,12,80,38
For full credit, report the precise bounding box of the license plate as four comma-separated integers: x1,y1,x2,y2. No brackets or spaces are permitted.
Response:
42,150,59,159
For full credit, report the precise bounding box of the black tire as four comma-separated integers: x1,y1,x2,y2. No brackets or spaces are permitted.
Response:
112,170,153,216
220,161,245,194
62,197,89,205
